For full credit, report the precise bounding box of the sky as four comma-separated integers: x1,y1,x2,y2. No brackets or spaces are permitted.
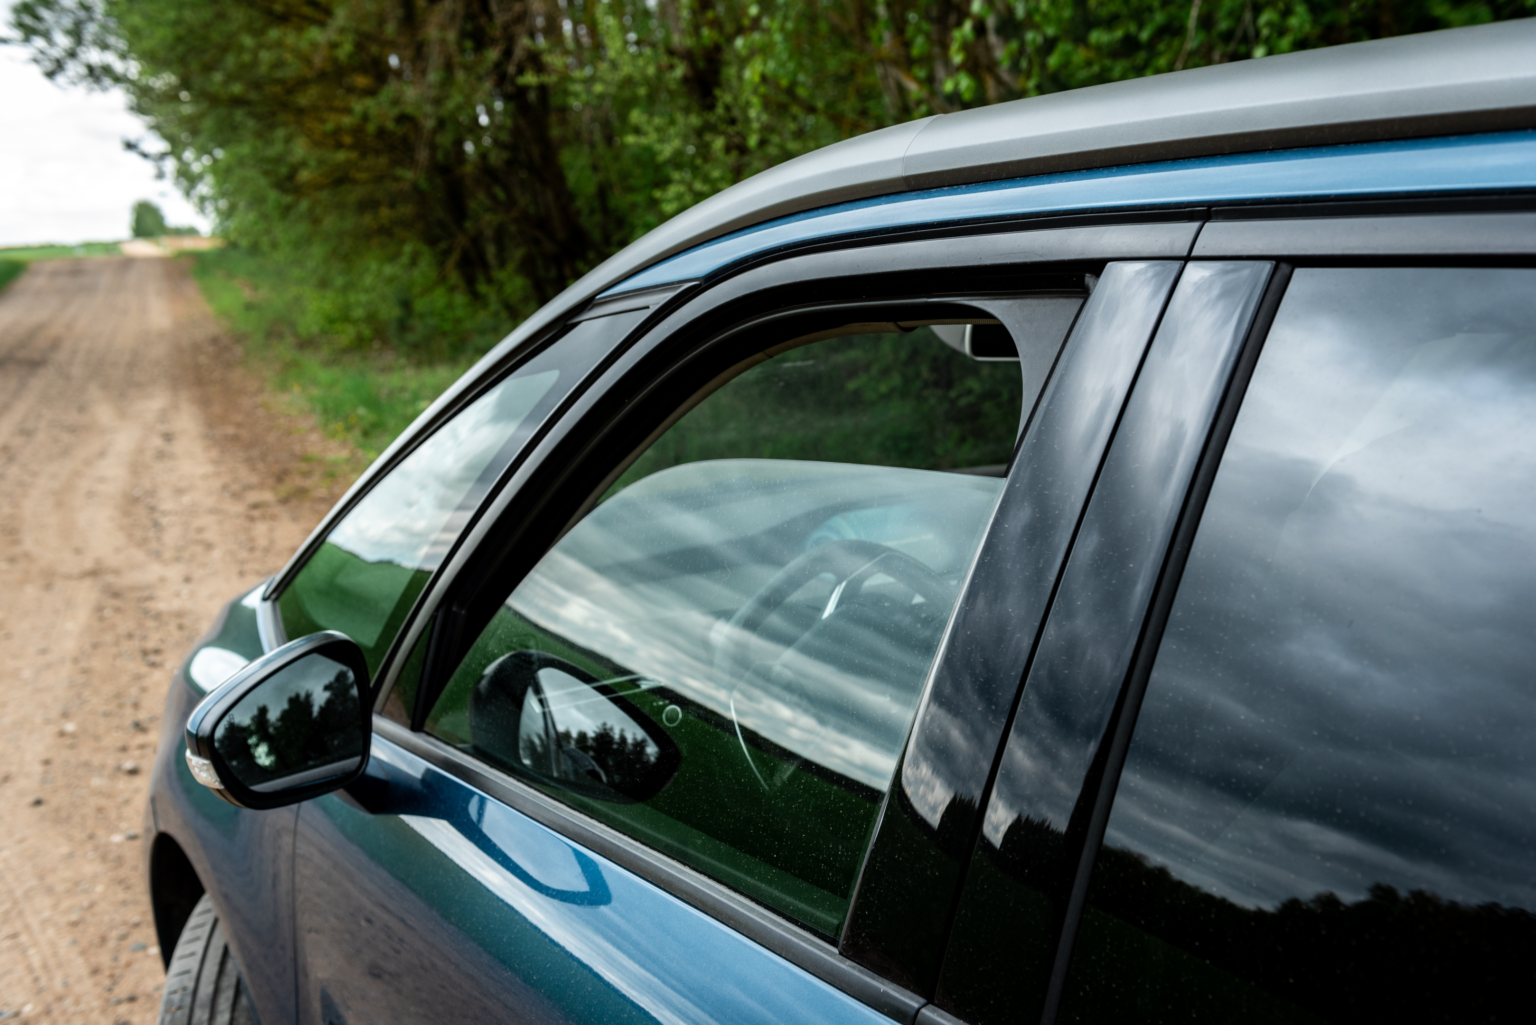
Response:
0,0,209,248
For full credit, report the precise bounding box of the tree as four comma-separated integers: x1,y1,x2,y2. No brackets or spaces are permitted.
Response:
130,199,167,238
11,0,1534,350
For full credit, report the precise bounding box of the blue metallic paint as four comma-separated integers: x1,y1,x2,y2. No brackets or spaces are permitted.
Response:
292,736,896,1025
604,131,1536,297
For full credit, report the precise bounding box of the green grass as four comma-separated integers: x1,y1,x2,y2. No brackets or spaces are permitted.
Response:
0,260,25,294
0,241,124,260
0,242,128,293
187,247,482,463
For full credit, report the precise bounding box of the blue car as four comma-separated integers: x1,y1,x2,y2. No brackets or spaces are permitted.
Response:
148,20,1536,1025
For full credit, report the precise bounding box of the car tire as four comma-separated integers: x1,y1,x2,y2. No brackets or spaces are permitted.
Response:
156,894,257,1025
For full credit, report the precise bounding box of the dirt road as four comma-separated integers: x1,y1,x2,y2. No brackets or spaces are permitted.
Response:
0,257,342,1022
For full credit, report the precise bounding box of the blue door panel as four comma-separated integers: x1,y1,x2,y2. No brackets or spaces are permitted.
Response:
294,735,897,1025
294,800,578,1024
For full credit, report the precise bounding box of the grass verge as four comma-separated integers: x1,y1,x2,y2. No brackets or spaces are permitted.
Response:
0,242,125,260
0,261,25,294
186,247,489,466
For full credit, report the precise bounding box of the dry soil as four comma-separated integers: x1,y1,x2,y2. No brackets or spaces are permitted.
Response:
0,256,346,1023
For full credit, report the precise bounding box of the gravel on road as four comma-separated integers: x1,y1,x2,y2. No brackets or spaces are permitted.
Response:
0,256,345,1023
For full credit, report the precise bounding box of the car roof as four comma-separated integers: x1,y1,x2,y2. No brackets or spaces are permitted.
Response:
609,131,1536,296
441,19,1535,427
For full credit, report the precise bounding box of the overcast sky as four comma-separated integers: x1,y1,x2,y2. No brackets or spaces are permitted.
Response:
0,0,209,248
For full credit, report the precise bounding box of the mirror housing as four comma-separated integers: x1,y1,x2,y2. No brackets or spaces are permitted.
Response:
184,631,372,810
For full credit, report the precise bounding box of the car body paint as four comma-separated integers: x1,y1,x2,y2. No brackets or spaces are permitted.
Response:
291,735,897,1025
604,130,1536,297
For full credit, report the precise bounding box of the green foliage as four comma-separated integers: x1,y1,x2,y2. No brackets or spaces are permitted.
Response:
618,330,1023,491
0,261,26,294
131,199,167,237
14,0,1533,334
11,0,1530,459
188,247,479,460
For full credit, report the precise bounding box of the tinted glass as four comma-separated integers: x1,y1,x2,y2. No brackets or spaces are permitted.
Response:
278,368,560,672
215,652,364,791
1065,267,1536,1023
428,327,1030,936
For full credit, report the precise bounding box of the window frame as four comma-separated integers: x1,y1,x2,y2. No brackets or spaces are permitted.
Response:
922,210,1536,1025
402,218,1204,718
356,217,1202,1023
249,289,687,667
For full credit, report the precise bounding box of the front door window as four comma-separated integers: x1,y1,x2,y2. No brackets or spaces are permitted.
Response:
426,320,1047,936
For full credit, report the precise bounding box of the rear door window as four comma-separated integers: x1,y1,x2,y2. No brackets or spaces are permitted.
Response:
1064,267,1536,1022
425,319,1056,938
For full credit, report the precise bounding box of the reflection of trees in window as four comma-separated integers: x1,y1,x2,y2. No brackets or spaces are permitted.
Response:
980,813,1536,1022
559,724,658,794
216,670,362,786
524,721,660,798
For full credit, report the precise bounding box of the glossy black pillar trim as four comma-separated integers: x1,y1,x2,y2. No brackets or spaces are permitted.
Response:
839,262,1186,995
1037,263,1292,1024
922,262,1273,1025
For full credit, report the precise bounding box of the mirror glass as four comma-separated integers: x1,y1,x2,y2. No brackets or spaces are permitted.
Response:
214,651,366,793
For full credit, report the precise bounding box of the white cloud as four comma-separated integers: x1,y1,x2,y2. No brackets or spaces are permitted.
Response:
0,2,210,247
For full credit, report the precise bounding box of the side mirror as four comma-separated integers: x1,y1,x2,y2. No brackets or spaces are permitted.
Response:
184,631,371,809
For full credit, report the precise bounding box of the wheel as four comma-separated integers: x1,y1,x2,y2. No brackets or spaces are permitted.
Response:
156,893,258,1025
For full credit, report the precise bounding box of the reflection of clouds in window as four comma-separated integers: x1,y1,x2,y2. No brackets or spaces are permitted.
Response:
510,545,920,791
329,369,559,569
983,674,1111,843
1102,268,1536,912
507,459,1001,792
906,743,963,829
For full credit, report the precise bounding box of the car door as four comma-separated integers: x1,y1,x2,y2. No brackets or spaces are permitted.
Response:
285,221,1200,1025
928,213,1536,1024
